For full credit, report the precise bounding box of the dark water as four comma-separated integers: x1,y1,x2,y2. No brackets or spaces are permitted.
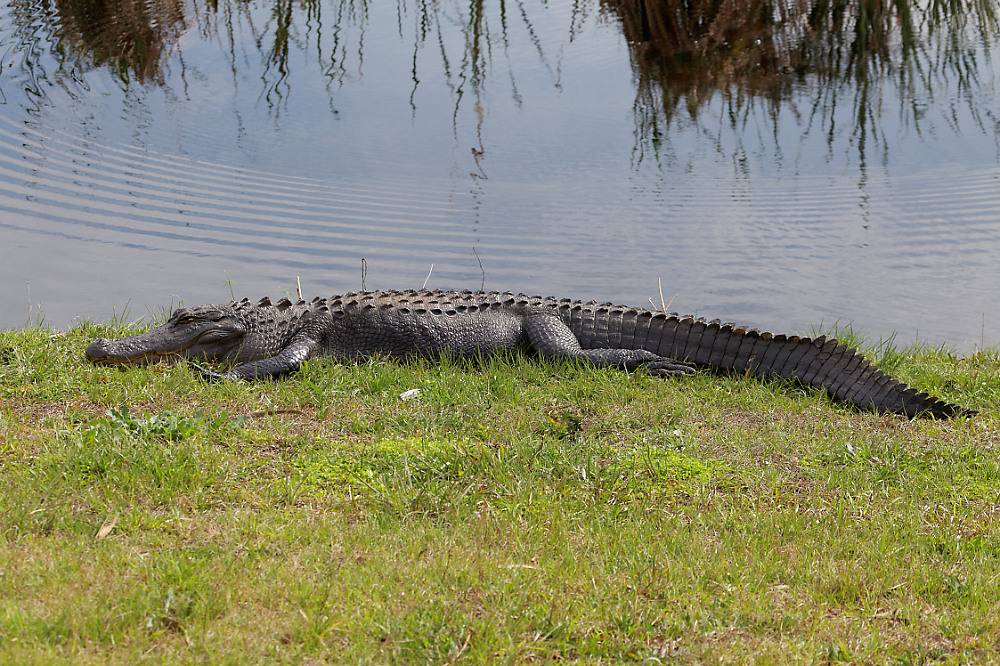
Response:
1,0,998,350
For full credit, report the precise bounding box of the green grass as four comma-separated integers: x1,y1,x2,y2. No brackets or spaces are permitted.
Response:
1,321,998,663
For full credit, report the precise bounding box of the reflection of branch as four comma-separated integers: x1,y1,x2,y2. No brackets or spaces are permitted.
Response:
259,0,294,113
405,0,555,181
256,0,368,114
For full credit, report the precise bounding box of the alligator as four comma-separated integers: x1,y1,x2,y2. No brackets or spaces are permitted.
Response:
85,289,973,418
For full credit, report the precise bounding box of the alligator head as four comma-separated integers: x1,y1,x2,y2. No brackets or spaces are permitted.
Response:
86,304,247,365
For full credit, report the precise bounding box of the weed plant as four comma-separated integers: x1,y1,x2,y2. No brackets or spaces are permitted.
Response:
0,321,997,663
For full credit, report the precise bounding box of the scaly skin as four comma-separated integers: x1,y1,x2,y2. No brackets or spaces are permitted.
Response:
85,289,975,418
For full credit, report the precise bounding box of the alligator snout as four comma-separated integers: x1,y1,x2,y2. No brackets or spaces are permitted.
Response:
85,338,113,362
86,336,150,364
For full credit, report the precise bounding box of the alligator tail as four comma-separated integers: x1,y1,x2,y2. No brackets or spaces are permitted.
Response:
661,315,971,418
564,304,971,419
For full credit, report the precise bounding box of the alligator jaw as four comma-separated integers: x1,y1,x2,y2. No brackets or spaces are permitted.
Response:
86,335,198,365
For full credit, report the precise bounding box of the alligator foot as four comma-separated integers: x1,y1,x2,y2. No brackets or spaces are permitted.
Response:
188,360,229,381
642,358,698,377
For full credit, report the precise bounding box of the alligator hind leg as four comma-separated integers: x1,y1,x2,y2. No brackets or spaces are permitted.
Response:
523,313,695,376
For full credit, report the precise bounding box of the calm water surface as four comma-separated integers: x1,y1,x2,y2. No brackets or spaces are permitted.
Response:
1,0,998,350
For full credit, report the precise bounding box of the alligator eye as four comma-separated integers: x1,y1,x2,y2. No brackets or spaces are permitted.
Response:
170,309,193,324
172,306,229,325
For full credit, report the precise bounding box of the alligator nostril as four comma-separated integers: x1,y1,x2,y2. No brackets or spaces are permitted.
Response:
85,338,109,359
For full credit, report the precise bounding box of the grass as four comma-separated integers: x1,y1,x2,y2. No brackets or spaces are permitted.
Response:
1,320,998,663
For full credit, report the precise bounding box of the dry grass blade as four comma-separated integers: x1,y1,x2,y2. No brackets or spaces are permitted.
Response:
95,513,118,541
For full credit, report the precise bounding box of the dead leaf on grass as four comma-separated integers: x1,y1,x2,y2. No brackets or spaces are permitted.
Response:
95,513,118,541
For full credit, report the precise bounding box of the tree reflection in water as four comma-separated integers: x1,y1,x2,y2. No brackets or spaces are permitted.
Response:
6,0,998,166
604,0,998,167
49,0,185,83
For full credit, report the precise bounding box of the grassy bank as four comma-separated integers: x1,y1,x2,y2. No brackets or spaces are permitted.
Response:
1,321,998,664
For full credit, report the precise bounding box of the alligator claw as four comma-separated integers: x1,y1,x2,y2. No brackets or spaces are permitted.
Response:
188,360,229,381
644,358,697,376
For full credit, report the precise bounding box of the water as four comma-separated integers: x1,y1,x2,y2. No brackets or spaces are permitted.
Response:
1,0,998,351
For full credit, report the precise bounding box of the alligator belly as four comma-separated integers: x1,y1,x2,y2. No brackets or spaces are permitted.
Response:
324,309,526,361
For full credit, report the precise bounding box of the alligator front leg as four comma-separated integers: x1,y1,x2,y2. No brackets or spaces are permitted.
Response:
524,313,695,376
194,337,321,380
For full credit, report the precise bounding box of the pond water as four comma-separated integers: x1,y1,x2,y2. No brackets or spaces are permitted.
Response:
1,0,998,351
